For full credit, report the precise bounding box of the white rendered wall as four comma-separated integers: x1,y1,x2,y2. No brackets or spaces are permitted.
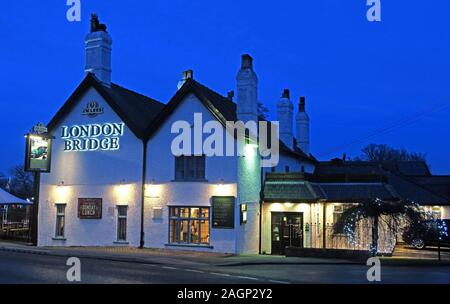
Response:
39,87,144,247
145,94,241,253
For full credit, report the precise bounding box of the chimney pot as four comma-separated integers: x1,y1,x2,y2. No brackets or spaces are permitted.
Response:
282,89,290,99
182,69,194,80
299,97,306,112
241,54,253,70
227,91,235,101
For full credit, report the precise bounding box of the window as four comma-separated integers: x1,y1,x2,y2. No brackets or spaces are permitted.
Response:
55,204,66,238
333,204,353,234
175,156,205,181
169,207,210,245
117,206,128,242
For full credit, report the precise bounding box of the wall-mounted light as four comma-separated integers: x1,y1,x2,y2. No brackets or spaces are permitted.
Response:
115,180,132,205
284,202,294,208
54,181,70,204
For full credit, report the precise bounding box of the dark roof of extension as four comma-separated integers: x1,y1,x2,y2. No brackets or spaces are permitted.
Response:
308,161,449,205
145,78,316,162
315,160,431,176
264,173,398,203
47,74,165,139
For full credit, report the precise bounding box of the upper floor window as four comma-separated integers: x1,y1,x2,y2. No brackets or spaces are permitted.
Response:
175,155,205,181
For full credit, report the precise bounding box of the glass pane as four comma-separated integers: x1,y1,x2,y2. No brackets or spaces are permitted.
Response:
200,208,209,218
169,220,179,243
118,206,127,216
200,220,210,244
190,220,199,243
170,207,179,217
180,208,189,218
56,216,65,237
117,218,127,241
187,157,195,179
179,220,189,242
196,156,205,179
56,205,65,214
190,208,199,218
175,156,184,180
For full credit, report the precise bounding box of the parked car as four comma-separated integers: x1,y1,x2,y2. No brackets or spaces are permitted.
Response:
403,219,450,249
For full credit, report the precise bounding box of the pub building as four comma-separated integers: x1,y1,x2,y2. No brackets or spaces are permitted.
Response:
37,15,450,255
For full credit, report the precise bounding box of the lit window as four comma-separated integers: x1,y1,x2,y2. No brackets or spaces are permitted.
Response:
55,204,66,238
169,207,210,245
117,206,128,241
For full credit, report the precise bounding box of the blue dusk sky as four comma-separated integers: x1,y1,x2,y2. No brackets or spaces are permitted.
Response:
1,1,449,174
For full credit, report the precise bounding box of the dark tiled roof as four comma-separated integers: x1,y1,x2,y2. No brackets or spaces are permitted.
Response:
263,169,450,205
264,180,319,202
316,183,398,202
47,74,164,139
105,83,165,133
411,176,450,200
386,173,450,205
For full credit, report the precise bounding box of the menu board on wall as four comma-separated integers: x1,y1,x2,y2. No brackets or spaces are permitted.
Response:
78,198,102,219
212,196,235,229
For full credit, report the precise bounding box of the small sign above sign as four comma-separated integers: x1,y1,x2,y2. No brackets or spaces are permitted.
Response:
82,101,104,118
78,198,102,219
31,123,48,135
212,196,235,229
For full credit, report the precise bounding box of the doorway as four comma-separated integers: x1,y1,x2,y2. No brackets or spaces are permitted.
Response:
271,212,303,255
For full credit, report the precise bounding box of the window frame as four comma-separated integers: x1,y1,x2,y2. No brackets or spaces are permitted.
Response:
168,206,210,245
116,205,128,242
174,155,206,181
54,204,66,239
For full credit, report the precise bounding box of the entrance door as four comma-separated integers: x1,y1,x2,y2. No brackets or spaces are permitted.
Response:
271,212,303,255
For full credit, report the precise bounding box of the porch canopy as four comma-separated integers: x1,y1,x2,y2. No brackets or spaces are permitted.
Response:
0,188,31,205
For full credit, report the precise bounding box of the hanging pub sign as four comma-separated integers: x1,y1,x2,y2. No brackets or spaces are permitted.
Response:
24,123,53,173
78,198,102,219
211,196,235,229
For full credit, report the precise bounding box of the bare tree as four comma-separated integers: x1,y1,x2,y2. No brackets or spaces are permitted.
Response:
7,166,34,200
354,144,427,163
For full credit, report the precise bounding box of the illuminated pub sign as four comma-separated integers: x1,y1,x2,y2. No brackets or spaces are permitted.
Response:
78,198,102,219
61,122,124,152
25,123,52,173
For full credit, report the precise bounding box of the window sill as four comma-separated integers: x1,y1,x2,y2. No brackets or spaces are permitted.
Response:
165,243,213,249
113,241,129,245
52,237,66,241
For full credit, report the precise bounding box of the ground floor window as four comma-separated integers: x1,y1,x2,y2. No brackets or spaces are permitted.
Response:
333,204,353,234
169,207,210,245
55,204,66,238
117,206,128,241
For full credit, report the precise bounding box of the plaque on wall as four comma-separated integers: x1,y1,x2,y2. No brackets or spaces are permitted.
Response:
211,196,235,229
78,198,102,219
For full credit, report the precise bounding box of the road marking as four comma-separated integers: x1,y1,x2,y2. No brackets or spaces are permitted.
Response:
236,275,260,281
209,272,231,277
162,266,178,270
269,279,290,284
185,269,205,274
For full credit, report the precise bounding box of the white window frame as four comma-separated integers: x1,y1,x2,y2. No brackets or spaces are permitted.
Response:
54,204,66,239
